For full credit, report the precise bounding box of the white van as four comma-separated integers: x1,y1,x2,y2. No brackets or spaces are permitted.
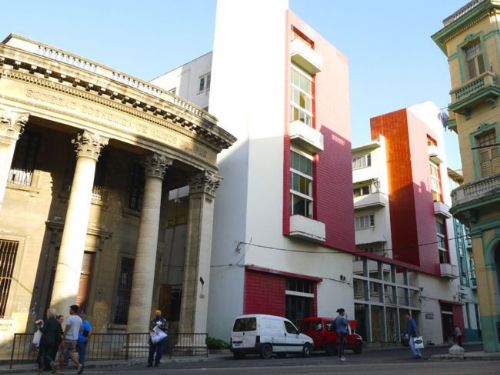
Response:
230,314,314,359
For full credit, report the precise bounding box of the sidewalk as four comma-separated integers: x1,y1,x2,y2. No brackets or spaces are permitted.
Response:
431,350,500,361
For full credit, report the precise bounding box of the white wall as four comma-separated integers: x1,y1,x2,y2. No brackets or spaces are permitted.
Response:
151,52,212,109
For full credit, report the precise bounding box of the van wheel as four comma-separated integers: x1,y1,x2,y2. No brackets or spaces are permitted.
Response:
353,342,363,354
325,343,335,355
260,344,273,359
302,343,312,357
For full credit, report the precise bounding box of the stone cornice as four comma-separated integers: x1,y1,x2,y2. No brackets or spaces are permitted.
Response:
431,0,499,54
0,106,29,144
0,39,236,152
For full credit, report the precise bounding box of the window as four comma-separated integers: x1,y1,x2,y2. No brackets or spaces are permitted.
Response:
284,320,299,334
128,163,144,211
436,218,449,264
233,317,256,332
463,39,485,80
8,132,40,186
353,185,370,197
198,73,211,94
286,277,314,325
355,214,375,230
113,257,134,324
0,239,19,318
475,130,500,178
290,65,313,127
429,160,441,202
352,153,371,170
290,150,313,217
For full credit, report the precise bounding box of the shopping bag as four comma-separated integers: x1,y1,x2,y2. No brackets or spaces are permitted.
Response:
32,329,42,348
150,326,168,344
413,336,424,349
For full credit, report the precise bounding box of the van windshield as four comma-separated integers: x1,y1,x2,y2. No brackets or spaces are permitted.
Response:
233,318,257,332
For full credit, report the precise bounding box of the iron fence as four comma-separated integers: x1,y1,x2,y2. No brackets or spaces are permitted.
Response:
9,332,208,369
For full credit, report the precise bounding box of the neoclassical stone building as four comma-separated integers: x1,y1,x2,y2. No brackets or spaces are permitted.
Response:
0,34,235,350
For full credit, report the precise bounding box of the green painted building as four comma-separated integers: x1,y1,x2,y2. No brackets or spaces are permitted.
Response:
432,0,500,352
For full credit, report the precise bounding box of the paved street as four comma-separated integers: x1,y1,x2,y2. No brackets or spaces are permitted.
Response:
39,344,498,375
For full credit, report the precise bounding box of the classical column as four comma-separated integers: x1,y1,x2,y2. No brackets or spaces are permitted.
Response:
50,130,108,313
0,107,29,208
178,170,221,334
127,153,172,333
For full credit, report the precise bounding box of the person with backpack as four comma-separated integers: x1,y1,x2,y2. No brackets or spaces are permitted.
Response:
77,313,92,374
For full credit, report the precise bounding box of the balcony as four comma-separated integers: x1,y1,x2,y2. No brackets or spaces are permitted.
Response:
451,174,500,218
440,263,459,279
428,145,443,164
433,201,451,219
289,215,326,242
289,120,324,153
470,277,477,289
290,39,322,75
354,192,387,210
449,71,499,116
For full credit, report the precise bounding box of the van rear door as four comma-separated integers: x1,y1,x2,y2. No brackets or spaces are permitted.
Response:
232,317,257,349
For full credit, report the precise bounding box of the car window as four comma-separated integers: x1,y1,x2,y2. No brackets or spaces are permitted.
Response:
233,318,257,332
326,321,336,332
284,321,298,334
313,322,322,331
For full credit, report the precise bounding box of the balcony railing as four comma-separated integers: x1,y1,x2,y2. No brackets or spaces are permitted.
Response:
451,173,500,208
451,71,496,101
290,39,322,75
289,215,326,242
443,0,486,26
440,263,459,279
434,201,451,219
353,192,387,209
289,120,324,153
7,168,33,186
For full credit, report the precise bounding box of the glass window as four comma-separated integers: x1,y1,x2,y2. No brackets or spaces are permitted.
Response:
355,215,375,230
353,278,368,301
128,163,144,211
285,321,299,334
436,218,448,264
290,150,313,217
113,257,134,324
384,285,396,305
369,282,383,303
463,39,485,80
429,160,441,202
290,66,313,127
352,153,371,170
353,185,370,197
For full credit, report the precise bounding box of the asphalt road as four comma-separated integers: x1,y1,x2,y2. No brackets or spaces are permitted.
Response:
66,344,497,375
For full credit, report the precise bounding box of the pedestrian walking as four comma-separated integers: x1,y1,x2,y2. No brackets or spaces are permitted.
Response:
36,308,63,374
454,325,463,346
335,308,348,361
62,305,83,373
147,309,168,367
404,313,422,359
77,313,92,374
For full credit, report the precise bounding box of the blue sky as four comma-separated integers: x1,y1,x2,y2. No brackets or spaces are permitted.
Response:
1,0,466,169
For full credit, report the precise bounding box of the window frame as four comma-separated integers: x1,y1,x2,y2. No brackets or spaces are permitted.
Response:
469,122,500,179
290,148,314,218
198,73,211,94
290,64,314,127
457,33,489,84
355,214,375,231
352,153,372,170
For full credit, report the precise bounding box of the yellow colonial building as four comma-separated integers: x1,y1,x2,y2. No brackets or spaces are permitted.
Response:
432,0,500,352
0,34,235,352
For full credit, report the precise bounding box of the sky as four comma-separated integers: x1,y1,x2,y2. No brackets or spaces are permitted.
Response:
0,0,467,169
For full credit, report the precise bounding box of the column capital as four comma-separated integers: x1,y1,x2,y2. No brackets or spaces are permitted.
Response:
189,170,222,198
72,130,108,161
144,153,173,179
0,107,29,144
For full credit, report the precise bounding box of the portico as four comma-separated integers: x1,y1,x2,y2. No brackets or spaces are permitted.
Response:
0,33,235,348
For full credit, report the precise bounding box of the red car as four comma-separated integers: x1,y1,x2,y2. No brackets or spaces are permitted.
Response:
300,317,363,354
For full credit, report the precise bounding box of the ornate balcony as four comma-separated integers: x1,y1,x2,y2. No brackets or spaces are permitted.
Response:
449,71,499,116
451,174,500,218
290,39,322,75
289,215,325,242
289,120,324,153
440,263,459,279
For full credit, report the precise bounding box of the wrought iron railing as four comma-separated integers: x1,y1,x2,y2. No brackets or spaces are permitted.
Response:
9,332,208,369
7,168,33,186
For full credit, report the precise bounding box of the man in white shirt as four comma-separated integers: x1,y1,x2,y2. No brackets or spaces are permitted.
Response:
63,305,83,373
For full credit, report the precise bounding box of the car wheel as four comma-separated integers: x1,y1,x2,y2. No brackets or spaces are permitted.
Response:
353,342,363,354
233,352,245,359
302,343,312,357
325,343,335,356
260,344,273,359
